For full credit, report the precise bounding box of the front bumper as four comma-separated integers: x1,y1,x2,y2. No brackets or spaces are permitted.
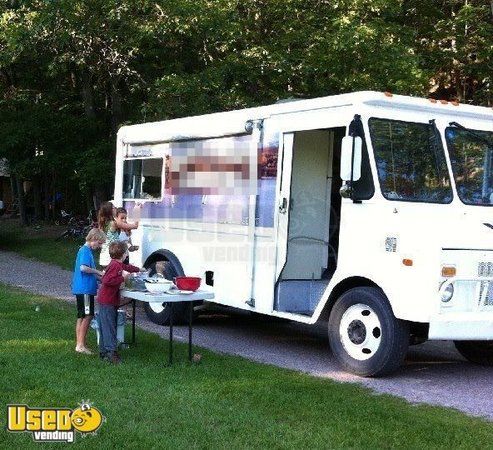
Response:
429,312,493,340
429,277,493,340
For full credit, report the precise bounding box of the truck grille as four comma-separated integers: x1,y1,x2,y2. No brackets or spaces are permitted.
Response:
479,281,493,307
478,261,493,277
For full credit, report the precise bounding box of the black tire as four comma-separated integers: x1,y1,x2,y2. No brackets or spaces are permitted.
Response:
83,224,93,235
55,229,70,241
143,261,188,325
454,341,493,365
328,287,409,377
74,226,86,238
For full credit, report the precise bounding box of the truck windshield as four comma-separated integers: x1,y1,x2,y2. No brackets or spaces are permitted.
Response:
369,118,452,203
445,125,493,205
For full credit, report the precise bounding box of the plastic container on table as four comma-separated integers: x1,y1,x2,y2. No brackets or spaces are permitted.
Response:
91,310,126,345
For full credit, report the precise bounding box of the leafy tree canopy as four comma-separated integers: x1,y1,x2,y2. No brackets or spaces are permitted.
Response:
0,0,491,219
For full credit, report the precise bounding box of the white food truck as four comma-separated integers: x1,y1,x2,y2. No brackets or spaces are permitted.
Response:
114,91,493,376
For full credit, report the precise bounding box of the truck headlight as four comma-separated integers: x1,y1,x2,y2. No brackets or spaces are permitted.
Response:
441,283,454,303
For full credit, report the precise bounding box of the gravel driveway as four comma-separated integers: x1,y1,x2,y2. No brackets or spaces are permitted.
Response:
1,250,492,421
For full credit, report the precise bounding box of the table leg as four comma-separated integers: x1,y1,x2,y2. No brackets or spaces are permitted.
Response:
131,299,136,344
189,301,193,361
168,302,173,365
122,299,136,347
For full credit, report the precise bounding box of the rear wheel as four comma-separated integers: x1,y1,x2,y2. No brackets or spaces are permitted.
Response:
454,341,493,365
55,229,70,241
143,261,188,325
328,287,409,377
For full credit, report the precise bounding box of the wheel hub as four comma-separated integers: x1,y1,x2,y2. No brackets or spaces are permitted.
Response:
347,320,366,345
148,302,167,313
339,303,382,361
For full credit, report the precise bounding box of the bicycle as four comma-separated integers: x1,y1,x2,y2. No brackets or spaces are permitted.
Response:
54,209,74,226
55,211,95,241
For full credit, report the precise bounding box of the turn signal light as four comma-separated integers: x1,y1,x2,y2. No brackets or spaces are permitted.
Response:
441,266,456,277
402,259,413,266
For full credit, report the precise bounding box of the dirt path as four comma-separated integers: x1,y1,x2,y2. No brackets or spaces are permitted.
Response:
1,250,492,421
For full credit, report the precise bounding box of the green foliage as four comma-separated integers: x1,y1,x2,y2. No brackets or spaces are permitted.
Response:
146,0,431,119
403,0,493,103
0,0,491,213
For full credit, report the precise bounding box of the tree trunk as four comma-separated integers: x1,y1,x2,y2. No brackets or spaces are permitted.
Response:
10,173,17,210
32,176,43,220
15,175,27,225
81,71,96,120
110,79,122,135
85,193,93,217
44,175,51,220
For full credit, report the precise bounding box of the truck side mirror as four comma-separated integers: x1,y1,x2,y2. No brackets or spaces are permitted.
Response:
340,136,362,182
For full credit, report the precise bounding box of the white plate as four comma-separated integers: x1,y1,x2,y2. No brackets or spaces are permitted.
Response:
165,289,194,295
144,278,171,283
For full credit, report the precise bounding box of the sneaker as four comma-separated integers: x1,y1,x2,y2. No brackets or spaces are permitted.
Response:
128,245,139,252
109,353,121,365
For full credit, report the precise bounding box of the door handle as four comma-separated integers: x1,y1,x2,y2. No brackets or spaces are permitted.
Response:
279,197,288,214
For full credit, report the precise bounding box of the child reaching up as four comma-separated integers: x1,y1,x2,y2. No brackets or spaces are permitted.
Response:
98,202,140,267
97,241,141,364
115,207,139,254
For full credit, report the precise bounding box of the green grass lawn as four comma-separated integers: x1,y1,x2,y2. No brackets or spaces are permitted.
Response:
0,219,81,270
1,284,492,449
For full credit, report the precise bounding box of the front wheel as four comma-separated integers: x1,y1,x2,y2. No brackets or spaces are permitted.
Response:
454,341,493,365
328,287,409,377
143,261,188,325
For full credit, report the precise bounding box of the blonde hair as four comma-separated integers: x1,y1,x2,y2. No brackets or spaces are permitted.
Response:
86,228,106,243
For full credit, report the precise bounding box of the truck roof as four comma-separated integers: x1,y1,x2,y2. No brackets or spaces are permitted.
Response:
119,91,493,144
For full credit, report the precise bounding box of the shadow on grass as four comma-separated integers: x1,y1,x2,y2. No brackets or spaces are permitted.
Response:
0,219,82,270
1,284,493,449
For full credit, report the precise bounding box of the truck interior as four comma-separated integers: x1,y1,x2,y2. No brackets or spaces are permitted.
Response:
274,127,345,316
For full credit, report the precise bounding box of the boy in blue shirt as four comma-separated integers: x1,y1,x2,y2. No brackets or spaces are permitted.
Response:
72,228,106,354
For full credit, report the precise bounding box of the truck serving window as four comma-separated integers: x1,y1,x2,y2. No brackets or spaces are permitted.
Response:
369,118,452,203
446,127,493,205
123,158,163,200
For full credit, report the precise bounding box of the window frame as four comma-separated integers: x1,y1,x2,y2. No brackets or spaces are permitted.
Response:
368,117,453,205
122,156,165,202
445,126,493,207
348,117,375,201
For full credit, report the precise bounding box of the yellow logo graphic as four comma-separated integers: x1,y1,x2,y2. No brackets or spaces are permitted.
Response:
7,401,104,443
71,404,103,433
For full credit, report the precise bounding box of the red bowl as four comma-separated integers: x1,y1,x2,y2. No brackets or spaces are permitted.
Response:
174,276,201,291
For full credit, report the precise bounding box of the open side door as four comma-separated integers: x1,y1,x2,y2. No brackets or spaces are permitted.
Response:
275,132,294,281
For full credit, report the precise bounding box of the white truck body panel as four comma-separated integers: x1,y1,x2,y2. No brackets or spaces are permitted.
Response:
114,91,493,339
